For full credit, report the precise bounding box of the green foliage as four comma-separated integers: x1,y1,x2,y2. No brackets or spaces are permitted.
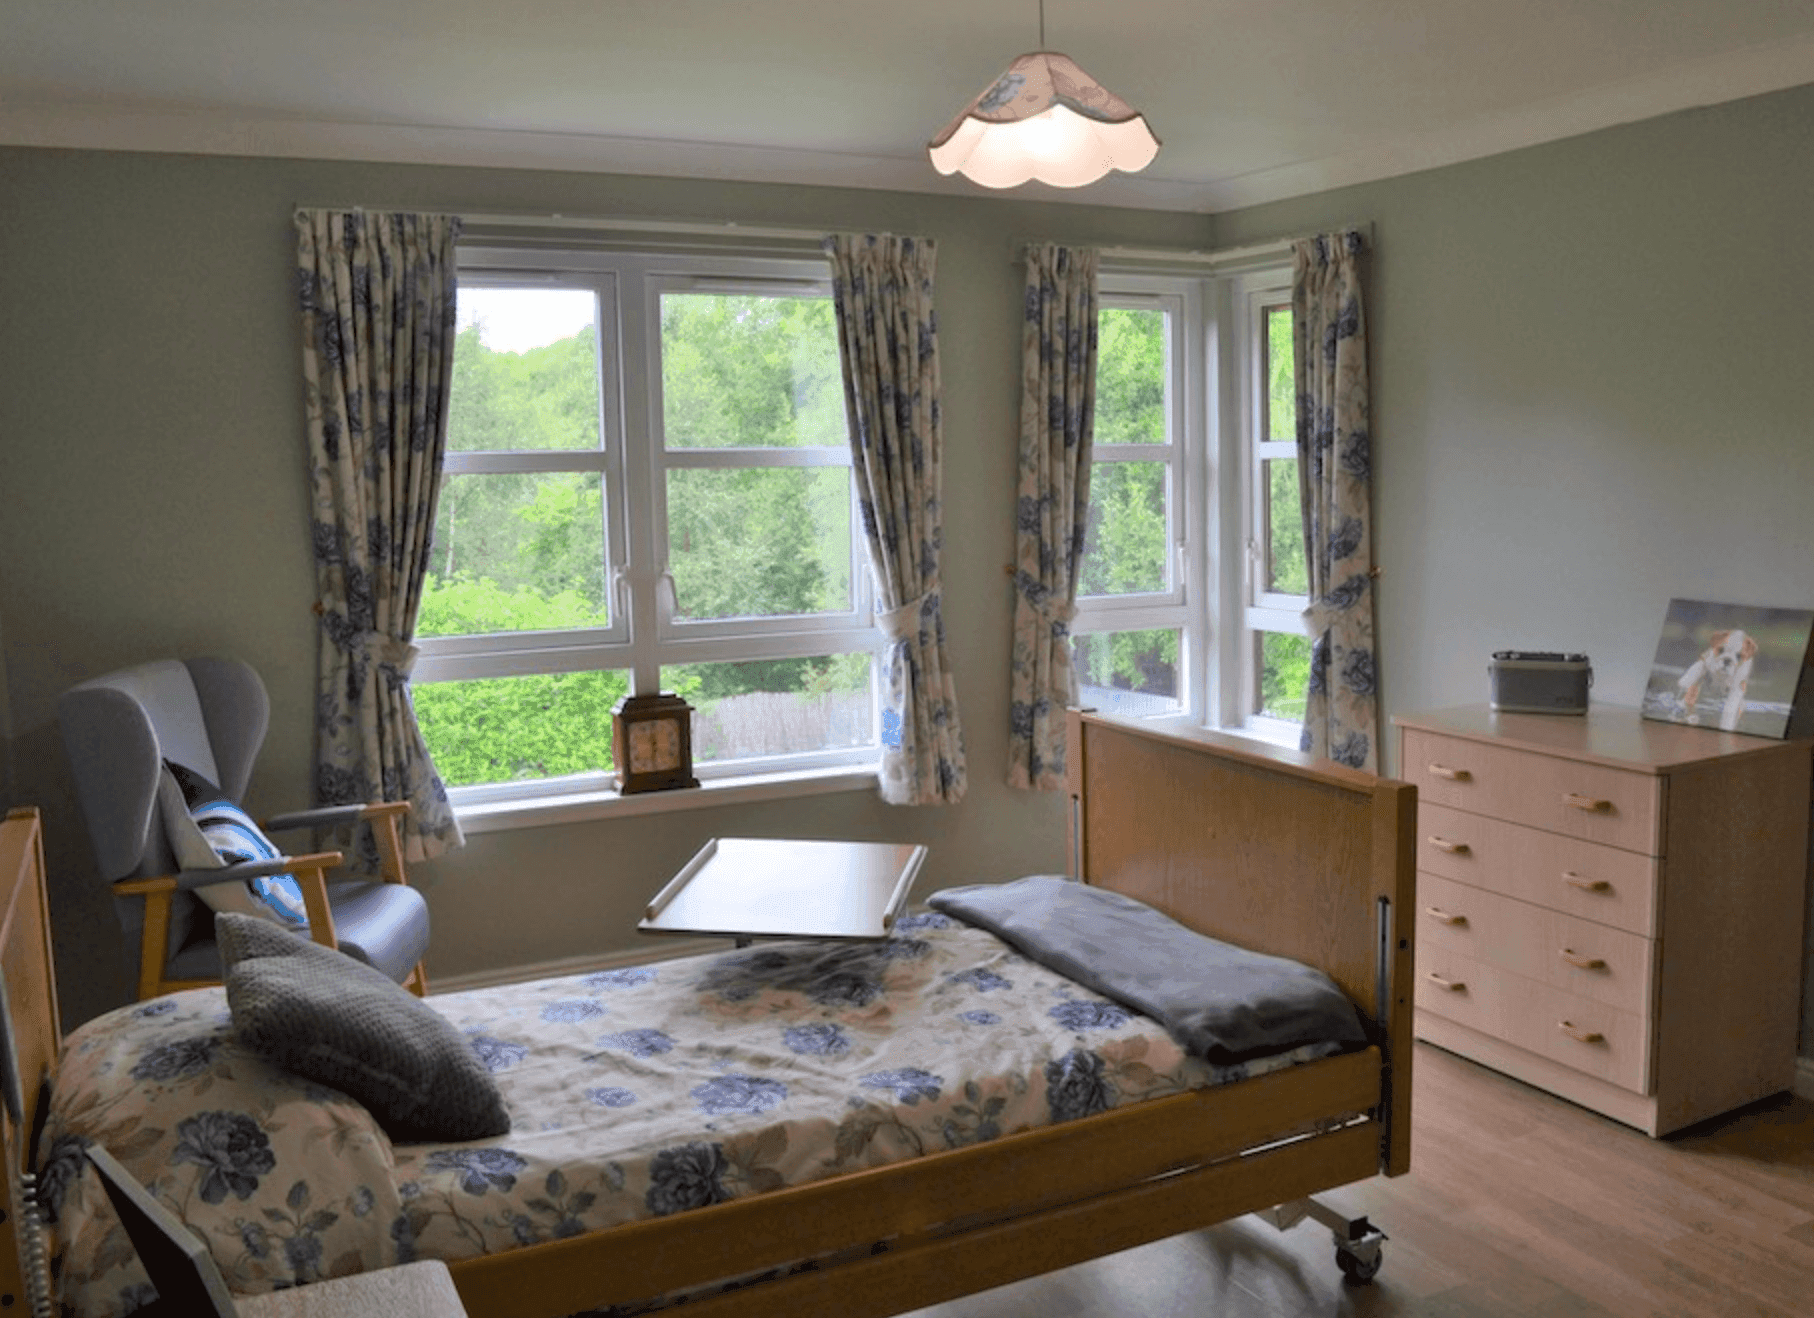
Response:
413,669,627,786
667,468,848,620
661,295,845,449
1079,463,1166,596
447,323,600,452
1266,306,1294,443
413,577,626,785
1073,629,1179,704
1266,459,1308,596
1258,631,1311,722
1095,308,1165,445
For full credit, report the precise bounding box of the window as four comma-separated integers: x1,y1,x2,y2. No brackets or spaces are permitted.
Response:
1242,283,1312,741
1071,286,1191,720
1072,263,1307,744
412,249,879,801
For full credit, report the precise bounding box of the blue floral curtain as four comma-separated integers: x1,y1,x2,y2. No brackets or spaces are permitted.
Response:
1007,244,1099,790
296,210,464,860
1294,229,1379,772
822,234,967,805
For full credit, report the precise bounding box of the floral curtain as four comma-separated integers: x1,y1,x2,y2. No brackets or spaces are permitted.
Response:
1007,244,1099,790
822,234,967,805
296,209,464,860
1293,229,1379,772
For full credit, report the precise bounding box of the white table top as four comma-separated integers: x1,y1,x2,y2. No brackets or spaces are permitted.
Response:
639,837,928,941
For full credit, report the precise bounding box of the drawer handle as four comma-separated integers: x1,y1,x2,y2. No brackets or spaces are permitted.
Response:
1563,872,1611,893
1427,763,1472,782
1562,792,1612,813
1425,972,1467,992
1557,1020,1605,1045
1426,835,1472,855
1559,948,1607,970
1425,906,1468,926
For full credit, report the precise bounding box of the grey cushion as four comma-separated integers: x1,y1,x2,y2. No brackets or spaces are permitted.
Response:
217,914,509,1142
929,874,1369,1064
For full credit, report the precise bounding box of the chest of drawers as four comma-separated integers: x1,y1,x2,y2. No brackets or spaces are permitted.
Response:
1394,706,1810,1136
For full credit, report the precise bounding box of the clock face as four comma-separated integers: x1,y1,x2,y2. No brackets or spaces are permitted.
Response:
629,717,682,772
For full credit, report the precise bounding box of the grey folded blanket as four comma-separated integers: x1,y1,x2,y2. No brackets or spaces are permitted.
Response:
929,874,1369,1064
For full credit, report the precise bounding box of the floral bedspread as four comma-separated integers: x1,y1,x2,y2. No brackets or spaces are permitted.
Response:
40,911,1345,1316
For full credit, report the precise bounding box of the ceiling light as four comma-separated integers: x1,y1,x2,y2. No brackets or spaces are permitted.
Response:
927,8,1160,189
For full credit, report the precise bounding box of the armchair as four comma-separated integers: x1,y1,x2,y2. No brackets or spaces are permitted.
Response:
58,658,430,1000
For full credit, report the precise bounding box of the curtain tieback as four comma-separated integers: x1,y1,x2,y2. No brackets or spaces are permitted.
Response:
359,631,420,679
1302,572,1372,639
878,583,941,643
1013,573,1077,631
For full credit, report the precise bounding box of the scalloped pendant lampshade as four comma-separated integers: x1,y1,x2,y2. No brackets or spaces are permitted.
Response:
928,48,1161,189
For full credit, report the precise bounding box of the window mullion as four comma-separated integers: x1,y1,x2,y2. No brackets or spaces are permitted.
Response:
618,262,663,695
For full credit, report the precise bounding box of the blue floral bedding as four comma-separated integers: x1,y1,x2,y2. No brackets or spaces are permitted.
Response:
40,911,1349,1316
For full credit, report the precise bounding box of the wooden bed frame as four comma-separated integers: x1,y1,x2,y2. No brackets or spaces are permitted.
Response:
0,712,1416,1318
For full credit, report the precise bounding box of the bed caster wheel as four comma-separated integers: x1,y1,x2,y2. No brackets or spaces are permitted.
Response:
1334,1228,1385,1283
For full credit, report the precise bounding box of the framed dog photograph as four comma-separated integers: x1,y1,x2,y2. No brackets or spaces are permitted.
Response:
1641,598,1814,739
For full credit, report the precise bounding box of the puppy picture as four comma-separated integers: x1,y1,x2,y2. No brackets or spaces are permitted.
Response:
1642,599,1814,739
1673,628,1756,730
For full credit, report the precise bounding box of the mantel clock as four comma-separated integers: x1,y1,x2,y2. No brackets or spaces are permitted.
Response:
611,693,701,794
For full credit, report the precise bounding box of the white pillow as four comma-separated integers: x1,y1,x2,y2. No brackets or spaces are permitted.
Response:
156,763,311,929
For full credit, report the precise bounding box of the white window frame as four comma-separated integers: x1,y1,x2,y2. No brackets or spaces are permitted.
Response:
414,246,883,805
1081,262,1307,748
1236,272,1312,745
1071,279,1199,718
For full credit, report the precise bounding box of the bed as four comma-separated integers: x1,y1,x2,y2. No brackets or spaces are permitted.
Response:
2,711,1416,1318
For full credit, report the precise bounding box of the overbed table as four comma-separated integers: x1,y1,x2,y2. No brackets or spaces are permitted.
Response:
639,837,927,945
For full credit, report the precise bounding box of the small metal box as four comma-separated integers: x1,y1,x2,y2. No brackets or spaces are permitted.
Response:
1488,651,1592,714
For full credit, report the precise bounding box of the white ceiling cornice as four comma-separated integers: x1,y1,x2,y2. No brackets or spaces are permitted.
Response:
5,13,1814,214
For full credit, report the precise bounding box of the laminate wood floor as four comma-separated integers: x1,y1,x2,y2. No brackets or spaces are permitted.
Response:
900,1042,1814,1318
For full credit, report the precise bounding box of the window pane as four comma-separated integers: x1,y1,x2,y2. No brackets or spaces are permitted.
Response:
1264,458,1308,596
451,288,601,452
664,656,874,762
667,468,851,619
1264,304,1295,444
1072,630,1181,716
422,472,609,636
1256,631,1311,722
1080,461,1168,596
414,670,628,786
661,293,845,449
1095,307,1167,445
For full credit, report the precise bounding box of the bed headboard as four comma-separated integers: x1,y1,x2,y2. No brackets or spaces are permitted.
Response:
1066,711,1415,1172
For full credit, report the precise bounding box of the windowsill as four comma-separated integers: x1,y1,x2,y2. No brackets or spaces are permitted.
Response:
453,765,881,835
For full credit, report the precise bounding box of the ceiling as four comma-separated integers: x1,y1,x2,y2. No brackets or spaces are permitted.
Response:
7,1,1814,212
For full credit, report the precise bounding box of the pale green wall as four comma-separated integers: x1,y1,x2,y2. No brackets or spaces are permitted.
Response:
7,78,1814,1058
0,149,1210,1027
1211,84,1814,1055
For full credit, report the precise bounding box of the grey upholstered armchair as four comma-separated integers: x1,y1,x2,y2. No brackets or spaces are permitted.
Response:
58,657,430,999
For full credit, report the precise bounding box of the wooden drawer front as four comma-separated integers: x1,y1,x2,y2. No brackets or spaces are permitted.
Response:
1415,945,1651,1093
1402,729,1661,855
1417,873,1655,1016
1416,802,1659,937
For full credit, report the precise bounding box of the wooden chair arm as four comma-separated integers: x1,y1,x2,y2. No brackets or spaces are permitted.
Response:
294,868,337,949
